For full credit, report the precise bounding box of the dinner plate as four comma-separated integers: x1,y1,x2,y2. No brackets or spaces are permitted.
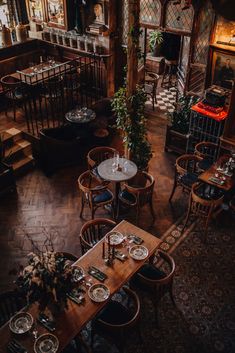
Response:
9,312,33,334
105,231,125,246
129,245,149,260
88,284,110,303
72,266,85,282
34,333,59,353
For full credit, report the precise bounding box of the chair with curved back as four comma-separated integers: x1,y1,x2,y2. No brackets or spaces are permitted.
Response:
144,72,159,110
0,290,27,328
130,250,175,324
80,218,116,254
169,154,202,202
91,286,142,353
78,171,114,220
182,182,224,242
87,146,117,181
118,170,155,225
0,75,27,121
194,141,218,171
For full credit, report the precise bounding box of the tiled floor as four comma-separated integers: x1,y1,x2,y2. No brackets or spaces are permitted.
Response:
155,87,177,113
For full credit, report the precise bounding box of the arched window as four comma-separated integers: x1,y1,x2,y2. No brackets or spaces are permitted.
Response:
165,0,194,33
140,0,161,26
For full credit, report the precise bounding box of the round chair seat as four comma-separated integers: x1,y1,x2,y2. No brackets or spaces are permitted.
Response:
181,172,198,187
195,184,224,201
119,189,137,205
198,158,213,171
97,300,133,325
93,190,113,203
131,263,166,289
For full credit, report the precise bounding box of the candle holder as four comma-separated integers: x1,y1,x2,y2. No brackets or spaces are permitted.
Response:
102,235,115,266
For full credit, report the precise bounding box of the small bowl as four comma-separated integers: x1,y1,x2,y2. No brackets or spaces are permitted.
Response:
9,312,34,334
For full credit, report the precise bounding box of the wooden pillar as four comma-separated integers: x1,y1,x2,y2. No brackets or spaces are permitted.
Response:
126,0,140,97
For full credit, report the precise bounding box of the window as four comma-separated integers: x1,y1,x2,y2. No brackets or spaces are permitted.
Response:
0,0,10,27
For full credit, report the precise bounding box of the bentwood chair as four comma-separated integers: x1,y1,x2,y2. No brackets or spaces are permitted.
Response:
182,182,224,242
194,141,218,171
169,154,202,202
130,250,176,325
0,75,27,121
0,290,26,327
77,171,114,220
144,72,159,110
91,286,142,353
87,146,117,181
79,218,116,254
118,171,155,225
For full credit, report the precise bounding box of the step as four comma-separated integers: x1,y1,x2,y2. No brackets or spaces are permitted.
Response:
5,139,32,162
1,128,22,144
12,155,35,177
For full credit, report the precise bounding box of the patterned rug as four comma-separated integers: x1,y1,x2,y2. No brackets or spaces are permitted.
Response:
76,216,235,353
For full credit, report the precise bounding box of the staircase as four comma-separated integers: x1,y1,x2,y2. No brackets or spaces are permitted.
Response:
1,128,35,177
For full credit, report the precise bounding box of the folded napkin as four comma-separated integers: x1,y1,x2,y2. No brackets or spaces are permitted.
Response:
127,234,143,245
37,313,55,332
7,339,27,353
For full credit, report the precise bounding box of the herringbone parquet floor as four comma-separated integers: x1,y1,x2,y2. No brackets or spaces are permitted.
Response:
0,109,188,291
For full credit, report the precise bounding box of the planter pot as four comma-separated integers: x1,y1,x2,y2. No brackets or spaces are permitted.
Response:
164,125,189,155
0,162,16,195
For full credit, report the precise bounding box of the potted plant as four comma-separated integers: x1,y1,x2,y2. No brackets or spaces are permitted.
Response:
112,85,152,170
149,30,163,57
0,134,16,194
165,95,199,154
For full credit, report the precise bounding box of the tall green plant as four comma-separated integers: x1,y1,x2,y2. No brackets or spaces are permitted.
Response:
112,86,152,170
149,30,163,53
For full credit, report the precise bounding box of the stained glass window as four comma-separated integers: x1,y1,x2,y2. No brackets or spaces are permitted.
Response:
165,0,194,33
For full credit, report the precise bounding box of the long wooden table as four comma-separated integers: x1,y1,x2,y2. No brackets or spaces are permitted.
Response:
0,220,161,353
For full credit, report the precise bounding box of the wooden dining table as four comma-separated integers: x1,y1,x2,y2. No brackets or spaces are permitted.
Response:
198,155,235,192
0,220,161,353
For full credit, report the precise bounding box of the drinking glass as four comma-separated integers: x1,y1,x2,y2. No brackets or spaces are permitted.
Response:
112,151,119,173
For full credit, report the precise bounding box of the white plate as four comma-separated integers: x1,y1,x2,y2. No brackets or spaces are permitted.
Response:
34,333,59,353
105,231,125,246
88,284,110,303
9,312,33,334
129,245,149,260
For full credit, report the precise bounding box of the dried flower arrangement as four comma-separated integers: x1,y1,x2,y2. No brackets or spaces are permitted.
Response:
14,231,76,316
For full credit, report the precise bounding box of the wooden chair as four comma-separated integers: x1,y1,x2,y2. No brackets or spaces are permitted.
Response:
0,290,26,327
144,72,159,110
91,286,141,353
80,218,116,254
58,251,78,262
194,141,218,171
87,146,117,181
182,182,224,242
118,171,155,225
0,75,27,121
77,171,114,220
130,250,175,324
169,154,202,202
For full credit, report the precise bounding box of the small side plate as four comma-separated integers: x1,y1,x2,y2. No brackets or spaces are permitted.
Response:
72,266,85,282
129,245,149,260
88,284,110,303
9,312,33,334
105,231,125,246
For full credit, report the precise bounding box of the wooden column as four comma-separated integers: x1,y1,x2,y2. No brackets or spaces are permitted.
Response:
126,0,140,97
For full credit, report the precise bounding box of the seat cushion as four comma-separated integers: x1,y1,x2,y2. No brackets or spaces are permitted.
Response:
93,190,112,203
181,172,198,187
97,300,132,325
138,264,166,280
119,189,136,205
198,158,213,171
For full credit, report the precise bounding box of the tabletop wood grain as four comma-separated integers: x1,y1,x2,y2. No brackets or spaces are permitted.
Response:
0,220,161,353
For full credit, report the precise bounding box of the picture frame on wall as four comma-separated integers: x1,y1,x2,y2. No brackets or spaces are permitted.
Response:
93,0,105,25
210,48,235,90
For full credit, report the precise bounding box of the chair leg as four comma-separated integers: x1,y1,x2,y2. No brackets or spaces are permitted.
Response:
169,282,176,306
136,205,140,226
169,175,177,202
204,215,211,243
80,195,85,218
181,198,192,233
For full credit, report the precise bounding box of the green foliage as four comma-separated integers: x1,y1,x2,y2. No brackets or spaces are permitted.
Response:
149,30,163,52
112,86,152,170
169,95,200,134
